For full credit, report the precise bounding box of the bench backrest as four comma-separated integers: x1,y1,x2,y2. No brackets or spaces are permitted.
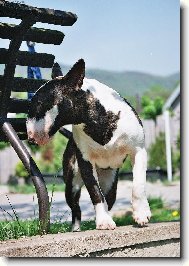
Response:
0,0,77,141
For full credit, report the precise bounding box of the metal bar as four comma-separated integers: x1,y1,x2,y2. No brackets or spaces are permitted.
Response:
2,122,50,233
59,127,72,139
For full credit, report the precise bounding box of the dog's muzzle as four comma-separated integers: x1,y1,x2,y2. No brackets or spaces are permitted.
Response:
28,137,36,145
27,130,51,146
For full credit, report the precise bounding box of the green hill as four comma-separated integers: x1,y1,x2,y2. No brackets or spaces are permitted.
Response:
86,69,179,97
0,64,179,98
59,65,180,97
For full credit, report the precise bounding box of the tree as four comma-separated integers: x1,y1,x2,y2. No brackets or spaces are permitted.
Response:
143,85,171,101
141,95,164,125
36,132,68,174
148,132,178,174
0,142,9,150
148,132,167,170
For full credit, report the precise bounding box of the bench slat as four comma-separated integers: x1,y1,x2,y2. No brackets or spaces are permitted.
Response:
7,118,27,133
8,98,30,114
0,118,27,141
0,132,27,142
0,48,55,68
0,23,64,45
0,76,47,93
0,0,77,26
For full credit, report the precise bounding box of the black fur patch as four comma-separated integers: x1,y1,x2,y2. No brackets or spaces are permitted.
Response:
82,90,120,145
105,170,119,211
96,167,119,211
63,138,81,228
75,143,105,205
28,79,63,120
28,58,84,120
63,138,105,218
49,88,120,145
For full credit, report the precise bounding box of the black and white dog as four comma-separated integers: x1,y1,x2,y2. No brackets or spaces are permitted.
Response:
26,59,151,231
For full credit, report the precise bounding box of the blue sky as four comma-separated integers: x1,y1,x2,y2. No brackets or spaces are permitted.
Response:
1,0,180,75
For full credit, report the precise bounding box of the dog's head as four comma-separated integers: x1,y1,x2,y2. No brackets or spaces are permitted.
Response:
26,59,85,145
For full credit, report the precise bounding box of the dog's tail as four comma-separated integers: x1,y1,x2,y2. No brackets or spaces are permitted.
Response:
59,127,73,139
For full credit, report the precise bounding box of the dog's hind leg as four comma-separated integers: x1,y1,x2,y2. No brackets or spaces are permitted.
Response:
63,139,83,232
131,147,151,226
97,168,119,211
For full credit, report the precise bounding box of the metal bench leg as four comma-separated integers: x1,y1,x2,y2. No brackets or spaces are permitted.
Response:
2,122,50,233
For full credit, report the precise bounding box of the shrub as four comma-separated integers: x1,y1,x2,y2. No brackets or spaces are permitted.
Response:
172,133,180,172
148,132,178,172
141,96,164,123
148,197,164,210
119,157,132,173
15,161,28,179
148,132,167,170
0,141,9,150
35,132,68,174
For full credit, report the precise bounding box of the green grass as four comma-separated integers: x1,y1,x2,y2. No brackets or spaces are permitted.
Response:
0,219,71,241
0,219,40,241
0,196,180,241
148,197,164,210
0,209,180,241
8,183,65,194
0,197,180,241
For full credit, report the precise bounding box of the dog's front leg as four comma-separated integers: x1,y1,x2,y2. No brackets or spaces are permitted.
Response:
76,149,116,230
131,147,151,226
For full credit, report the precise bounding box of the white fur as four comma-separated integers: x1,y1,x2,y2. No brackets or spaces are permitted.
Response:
82,78,126,113
131,147,151,225
27,105,58,145
73,78,150,226
95,202,116,230
72,161,83,194
28,77,150,227
72,218,81,232
97,168,117,195
73,78,144,169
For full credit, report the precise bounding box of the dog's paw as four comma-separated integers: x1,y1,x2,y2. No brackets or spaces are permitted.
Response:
96,212,116,230
71,220,81,232
132,199,151,226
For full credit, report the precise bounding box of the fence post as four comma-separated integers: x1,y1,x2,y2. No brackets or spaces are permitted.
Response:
164,110,172,182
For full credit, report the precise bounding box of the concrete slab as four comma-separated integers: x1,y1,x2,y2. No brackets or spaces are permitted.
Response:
0,222,180,257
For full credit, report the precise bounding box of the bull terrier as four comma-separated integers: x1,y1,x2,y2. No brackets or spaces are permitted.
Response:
27,59,151,231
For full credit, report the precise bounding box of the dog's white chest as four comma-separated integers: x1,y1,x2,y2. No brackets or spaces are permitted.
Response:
73,124,129,169
72,78,144,169
88,143,127,169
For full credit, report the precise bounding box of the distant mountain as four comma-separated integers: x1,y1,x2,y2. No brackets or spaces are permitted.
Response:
0,64,179,98
60,65,180,97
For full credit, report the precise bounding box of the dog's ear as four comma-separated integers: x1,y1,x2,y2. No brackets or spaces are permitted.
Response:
64,59,85,91
51,62,63,79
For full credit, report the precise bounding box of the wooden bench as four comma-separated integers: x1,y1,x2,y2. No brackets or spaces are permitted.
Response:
0,0,77,232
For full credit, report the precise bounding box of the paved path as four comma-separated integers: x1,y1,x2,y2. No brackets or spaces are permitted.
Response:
0,181,180,223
